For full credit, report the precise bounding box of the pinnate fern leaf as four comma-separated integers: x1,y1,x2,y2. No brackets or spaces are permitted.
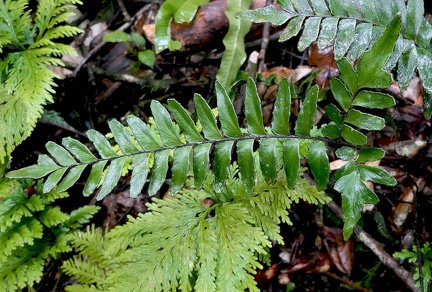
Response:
236,0,432,93
7,46,398,238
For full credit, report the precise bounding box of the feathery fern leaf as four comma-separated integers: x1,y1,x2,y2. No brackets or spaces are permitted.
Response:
0,0,82,164
0,178,99,290
64,164,328,291
236,0,432,93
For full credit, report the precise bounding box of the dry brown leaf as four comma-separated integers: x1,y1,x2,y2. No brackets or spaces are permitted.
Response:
321,226,354,275
389,177,426,234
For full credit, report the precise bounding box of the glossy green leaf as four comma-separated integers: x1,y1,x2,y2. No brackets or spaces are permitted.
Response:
310,0,330,15
168,99,203,143
290,0,313,14
109,119,140,154
138,50,155,69
244,78,265,135
317,17,338,49
259,139,277,182
405,0,423,40
57,164,87,192
357,15,400,88
171,146,192,195
328,0,347,16
321,123,340,139
103,31,132,43
341,125,367,145
214,141,234,192
272,78,292,135
87,130,117,158
62,137,97,163
83,161,107,196
308,141,329,191
151,101,183,146
335,171,379,239
154,0,209,52
341,0,361,18
352,91,395,109
6,163,61,179
337,58,358,94
330,78,351,111
46,142,76,166
335,146,355,160
416,19,432,48
96,156,129,200
294,85,319,136
148,150,171,196
417,48,432,93
356,148,385,163
325,104,344,126
130,153,150,198
283,139,300,189
126,115,162,150
235,5,293,26
131,33,146,47
193,143,212,189
334,19,356,60
332,160,355,181
298,17,321,51
346,23,373,62
237,140,255,193
194,94,223,140
216,81,243,138
358,165,397,186
397,45,418,90
279,16,305,42
375,0,396,26
346,110,385,131
43,168,67,193
216,0,252,89
358,0,377,23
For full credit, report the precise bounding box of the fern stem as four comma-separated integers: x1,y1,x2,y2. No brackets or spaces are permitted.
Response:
23,204,58,240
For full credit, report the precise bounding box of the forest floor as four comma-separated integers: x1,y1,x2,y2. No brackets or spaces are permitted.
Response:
9,0,432,291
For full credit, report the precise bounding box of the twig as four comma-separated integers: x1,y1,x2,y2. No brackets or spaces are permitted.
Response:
257,0,273,74
323,271,371,292
116,0,131,21
325,200,418,292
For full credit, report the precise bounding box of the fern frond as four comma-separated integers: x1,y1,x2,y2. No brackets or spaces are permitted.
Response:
0,178,99,290
237,0,432,92
0,0,82,164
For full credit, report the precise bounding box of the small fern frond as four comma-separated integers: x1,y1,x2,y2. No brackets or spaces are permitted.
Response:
0,178,99,290
0,0,82,164
237,0,432,92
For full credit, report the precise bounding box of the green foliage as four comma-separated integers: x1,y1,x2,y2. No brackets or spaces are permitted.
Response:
215,0,252,89
7,19,400,239
394,242,432,291
236,0,432,114
63,164,329,291
103,31,155,69
154,0,252,89
0,0,82,165
8,26,399,239
0,178,99,291
154,0,210,52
